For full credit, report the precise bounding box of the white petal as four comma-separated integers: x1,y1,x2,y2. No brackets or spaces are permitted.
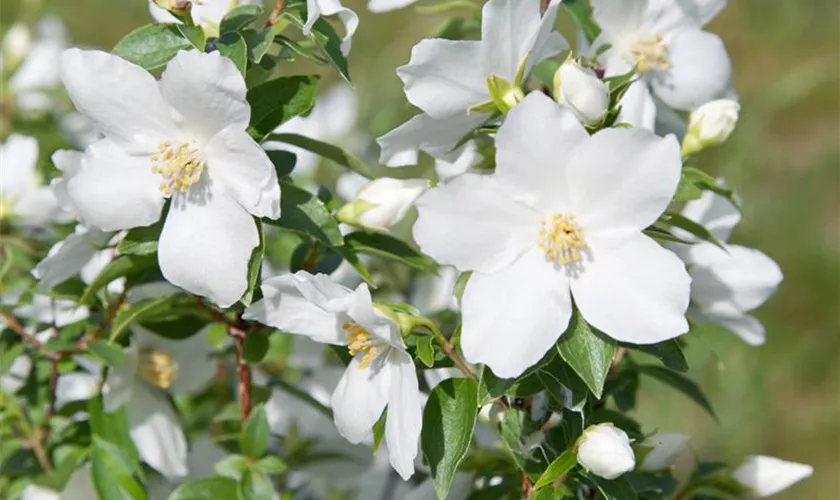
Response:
66,140,165,232
204,125,281,219
158,188,258,307
566,127,681,233
55,372,99,408
304,0,359,56
650,29,732,111
572,234,690,344
126,383,188,479
495,92,587,210
646,0,727,32
591,0,646,41
376,112,489,167
413,174,540,274
158,50,250,142
12,186,67,228
732,455,813,498
385,351,422,480
21,485,60,500
243,274,344,344
618,79,656,130
1,134,38,199
138,326,217,396
291,270,355,311
434,141,480,182
102,342,139,412
0,355,32,393
50,149,83,211
331,356,392,443
462,249,572,378
33,225,112,290
701,311,766,346
346,283,402,348
398,39,487,119
368,0,418,13
60,49,176,153
680,189,740,242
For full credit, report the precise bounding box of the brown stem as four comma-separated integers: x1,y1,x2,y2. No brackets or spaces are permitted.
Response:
540,0,550,15
522,471,533,498
1,312,43,348
233,332,252,421
30,438,53,473
266,0,287,27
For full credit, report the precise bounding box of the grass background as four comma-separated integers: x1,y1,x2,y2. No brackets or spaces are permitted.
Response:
2,0,838,498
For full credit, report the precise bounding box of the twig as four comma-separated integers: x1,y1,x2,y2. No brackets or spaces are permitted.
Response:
266,0,287,27
1,312,43,348
540,0,551,15
233,330,252,421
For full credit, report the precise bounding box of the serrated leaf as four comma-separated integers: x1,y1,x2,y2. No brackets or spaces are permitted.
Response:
416,335,435,368
343,232,435,271
263,181,343,246
265,133,374,178
422,378,478,499
80,255,157,304
117,219,164,256
168,477,238,500
219,4,263,33
113,24,192,69
637,365,717,419
555,309,617,399
241,404,270,458
533,449,577,491
242,28,274,62
282,7,350,82
247,76,319,141
216,31,247,77
628,340,688,372
88,340,124,366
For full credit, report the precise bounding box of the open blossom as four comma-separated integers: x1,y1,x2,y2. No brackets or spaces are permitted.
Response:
377,0,566,166
591,0,732,129
414,92,690,377
732,455,813,497
244,271,422,479
7,17,67,116
58,48,281,307
32,224,117,290
337,177,430,231
576,423,636,480
673,190,782,345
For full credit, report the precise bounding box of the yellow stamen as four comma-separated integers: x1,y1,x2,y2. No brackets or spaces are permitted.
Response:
629,33,670,73
538,213,588,265
343,321,379,369
150,140,205,197
138,349,179,389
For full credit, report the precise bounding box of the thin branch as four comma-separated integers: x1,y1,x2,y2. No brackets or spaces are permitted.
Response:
266,0,287,27
230,313,252,421
1,312,43,348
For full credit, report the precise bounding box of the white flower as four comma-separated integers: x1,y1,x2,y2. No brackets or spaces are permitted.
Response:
554,60,610,125
2,23,31,68
149,0,261,33
244,271,423,479
377,0,567,166
367,0,418,13
414,92,690,377
590,0,732,128
732,455,813,497
576,423,636,480
674,191,782,345
21,465,95,500
411,266,460,314
102,327,217,479
0,134,69,231
59,49,281,307
13,295,89,327
337,177,430,231
32,225,116,290
639,433,689,471
304,0,359,56
8,17,67,116
434,141,481,183
682,98,740,155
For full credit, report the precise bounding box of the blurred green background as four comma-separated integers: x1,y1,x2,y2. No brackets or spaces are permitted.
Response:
2,0,838,498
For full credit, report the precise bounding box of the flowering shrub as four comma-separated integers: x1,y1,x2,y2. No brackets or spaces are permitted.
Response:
0,1,814,499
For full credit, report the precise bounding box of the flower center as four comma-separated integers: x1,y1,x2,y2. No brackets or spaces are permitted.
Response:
538,213,588,265
151,140,205,196
628,33,670,73
343,321,379,369
138,349,179,389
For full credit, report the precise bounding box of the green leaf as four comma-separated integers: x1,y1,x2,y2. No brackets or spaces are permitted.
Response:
533,450,577,491
238,470,275,500
239,218,265,307
343,232,435,271
416,335,435,368
168,477,239,500
266,150,297,178
254,456,287,475
674,167,707,202
660,211,726,249
242,28,274,62
88,340,124,366
216,32,248,77
247,76,319,141
555,309,617,399
538,355,588,412
564,0,601,44
477,366,516,406
112,24,192,69
333,244,375,286
110,296,171,341
421,378,478,499
140,313,208,340
243,333,270,364
263,181,343,246
88,397,142,476
637,365,717,419
265,133,374,178
241,404,270,458
219,4,263,33
628,340,688,372
283,7,350,83
586,474,639,500
176,25,205,51
213,454,250,479
91,438,145,500
372,410,387,453
80,255,157,304
117,220,164,256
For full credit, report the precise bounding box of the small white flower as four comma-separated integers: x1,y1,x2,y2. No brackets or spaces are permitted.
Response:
682,98,740,155
304,0,359,56
8,17,67,116
732,455,813,497
32,224,116,290
2,23,31,68
378,0,567,166
576,423,636,480
337,177,430,231
149,0,261,34
554,60,610,125
103,327,218,479
244,271,423,480
414,92,690,377
639,433,690,471
59,49,281,307
20,464,95,500
13,295,89,327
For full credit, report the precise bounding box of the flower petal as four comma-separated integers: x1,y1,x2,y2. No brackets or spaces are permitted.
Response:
126,383,188,479
680,189,741,242
591,0,646,41
646,0,728,32
158,50,250,142
701,311,766,346
377,112,489,167
304,0,359,56
462,249,572,378
385,351,422,480
204,125,281,219
618,79,656,130
33,225,112,290
572,234,690,344
50,149,83,211
566,127,681,233
158,188,258,307
331,356,392,444
651,29,732,111
398,39,487,119
1,134,38,199
732,455,813,497
60,49,176,153
102,342,139,412
413,174,540,274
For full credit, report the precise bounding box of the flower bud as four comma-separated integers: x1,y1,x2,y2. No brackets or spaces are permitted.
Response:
639,433,689,471
682,99,740,156
732,455,813,497
554,61,610,125
576,423,635,479
153,0,192,16
2,23,31,69
337,177,430,231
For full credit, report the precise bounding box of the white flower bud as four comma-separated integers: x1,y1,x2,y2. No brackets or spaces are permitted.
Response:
2,23,31,68
554,61,610,126
732,455,813,497
639,433,689,471
576,423,635,479
682,99,740,156
337,177,430,231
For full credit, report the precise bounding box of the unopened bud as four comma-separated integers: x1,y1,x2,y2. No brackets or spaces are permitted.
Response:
337,177,429,231
732,455,813,498
576,423,635,480
2,23,31,69
682,99,740,156
554,60,609,125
